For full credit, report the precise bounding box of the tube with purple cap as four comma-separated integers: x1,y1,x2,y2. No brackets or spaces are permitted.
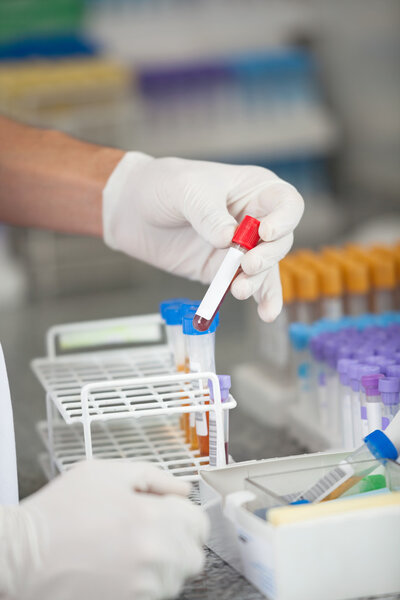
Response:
365,355,396,376
360,373,384,435
349,363,380,446
337,358,358,449
379,377,400,430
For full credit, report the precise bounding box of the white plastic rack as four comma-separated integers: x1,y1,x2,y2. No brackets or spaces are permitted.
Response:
32,314,236,481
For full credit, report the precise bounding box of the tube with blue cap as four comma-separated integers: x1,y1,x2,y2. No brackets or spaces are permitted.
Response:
295,409,400,503
183,310,219,457
159,298,190,369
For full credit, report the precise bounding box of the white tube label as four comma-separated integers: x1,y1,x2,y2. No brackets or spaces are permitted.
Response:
196,247,243,320
367,403,382,433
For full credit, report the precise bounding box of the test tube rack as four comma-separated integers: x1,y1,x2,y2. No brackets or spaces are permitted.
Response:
32,313,236,482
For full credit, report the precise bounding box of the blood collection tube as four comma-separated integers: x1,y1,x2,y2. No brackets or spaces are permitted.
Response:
379,377,400,430
289,323,313,413
365,355,396,376
349,363,380,447
183,310,219,456
193,215,260,332
262,264,295,378
310,335,328,427
387,365,400,379
283,258,320,323
347,245,397,313
160,298,190,348
162,303,187,373
337,358,358,449
161,301,191,438
360,373,384,435
322,248,370,316
207,375,231,464
373,244,400,310
297,251,343,320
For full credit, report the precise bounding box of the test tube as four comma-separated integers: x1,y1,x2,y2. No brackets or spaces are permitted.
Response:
310,336,328,427
387,364,400,379
365,355,396,376
167,301,201,439
360,373,384,435
160,298,190,350
379,377,400,430
261,264,296,379
289,323,313,413
373,244,400,310
348,363,380,447
193,215,260,332
207,375,231,464
284,261,320,323
183,310,219,456
297,251,343,320
347,245,396,313
337,358,358,449
162,303,188,373
322,248,369,316
295,427,399,503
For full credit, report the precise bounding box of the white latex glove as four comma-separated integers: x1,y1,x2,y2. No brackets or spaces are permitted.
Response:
0,461,208,600
103,154,304,322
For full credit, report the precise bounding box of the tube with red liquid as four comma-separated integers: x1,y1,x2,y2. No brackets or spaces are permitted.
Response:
193,215,260,332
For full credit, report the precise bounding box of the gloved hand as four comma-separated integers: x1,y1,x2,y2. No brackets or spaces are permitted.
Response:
0,461,208,600
103,154,304,322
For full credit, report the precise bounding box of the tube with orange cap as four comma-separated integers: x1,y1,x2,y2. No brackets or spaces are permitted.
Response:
346,244,396,313
282,257,320,323
322,247,369,316
373,244,400,310
260,264,296,377
297,250,343,320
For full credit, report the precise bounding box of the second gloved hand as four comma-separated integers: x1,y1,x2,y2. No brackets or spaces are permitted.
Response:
2,461,208,600
103,154,304,322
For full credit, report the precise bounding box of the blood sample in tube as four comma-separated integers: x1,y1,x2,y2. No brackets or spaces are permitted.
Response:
193,215,260,332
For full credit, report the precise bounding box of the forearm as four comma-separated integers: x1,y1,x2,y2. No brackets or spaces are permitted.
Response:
0,116,124,236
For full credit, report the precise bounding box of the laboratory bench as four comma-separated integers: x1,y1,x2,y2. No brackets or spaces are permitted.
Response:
0,284,307,600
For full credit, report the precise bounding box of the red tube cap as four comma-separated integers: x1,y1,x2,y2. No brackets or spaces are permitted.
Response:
232,215,260,250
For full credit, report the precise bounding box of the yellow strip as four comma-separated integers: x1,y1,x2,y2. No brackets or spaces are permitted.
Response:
268,492,400,526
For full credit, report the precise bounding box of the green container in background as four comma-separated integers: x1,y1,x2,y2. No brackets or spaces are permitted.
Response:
0,0,85,43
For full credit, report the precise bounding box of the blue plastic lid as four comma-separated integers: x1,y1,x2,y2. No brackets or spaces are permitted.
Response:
289,323,311,350
159,298,191,320
364,430,398,461
163,304,184,326
181,301,201,316
183,311,219,335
